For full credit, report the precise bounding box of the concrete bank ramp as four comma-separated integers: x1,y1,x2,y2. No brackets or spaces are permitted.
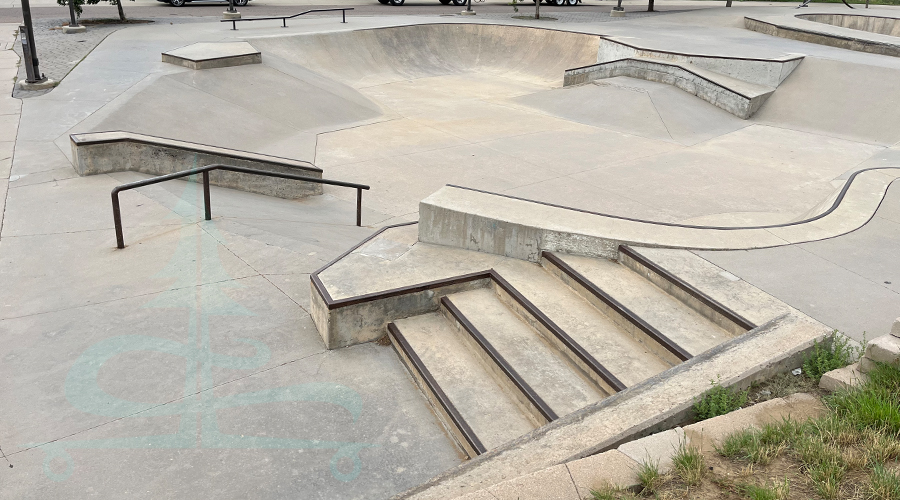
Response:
247,24,603,88
66,61,383,162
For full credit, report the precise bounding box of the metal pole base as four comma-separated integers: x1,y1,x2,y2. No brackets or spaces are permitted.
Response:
62,25,86,34
223,11,241,19
610,8,626,17
460,10,476,15
16,77,56,91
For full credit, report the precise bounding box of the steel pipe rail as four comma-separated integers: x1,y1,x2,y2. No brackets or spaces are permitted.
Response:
221,8,353,30
111,164,369,249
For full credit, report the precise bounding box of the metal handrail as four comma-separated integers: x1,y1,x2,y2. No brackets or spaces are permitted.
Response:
111,164,370,249
221,8,353,30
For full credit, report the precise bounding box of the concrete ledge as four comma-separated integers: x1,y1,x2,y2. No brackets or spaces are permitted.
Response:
586,37,803,88
162,41,261,70
798,13,900,36
745,14,900,58
565,57,774,119
70,131,323,199
417,170,900,260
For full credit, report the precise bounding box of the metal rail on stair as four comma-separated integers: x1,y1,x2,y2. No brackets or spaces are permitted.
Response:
221,8,353,30
111,164,369,249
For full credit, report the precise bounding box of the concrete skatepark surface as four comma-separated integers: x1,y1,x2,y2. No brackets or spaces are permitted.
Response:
1,3,900,498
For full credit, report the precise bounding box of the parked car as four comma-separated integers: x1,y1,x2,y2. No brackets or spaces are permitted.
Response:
161,0,249,7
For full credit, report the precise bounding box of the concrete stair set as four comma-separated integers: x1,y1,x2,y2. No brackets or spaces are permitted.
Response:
386,246,751,458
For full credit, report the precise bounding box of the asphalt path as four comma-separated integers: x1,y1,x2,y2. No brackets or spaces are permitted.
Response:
0,1,667,23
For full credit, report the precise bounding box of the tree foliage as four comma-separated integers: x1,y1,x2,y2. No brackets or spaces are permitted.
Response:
57,0,134,21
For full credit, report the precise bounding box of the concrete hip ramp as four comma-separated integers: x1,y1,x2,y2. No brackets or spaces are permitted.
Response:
247,24,604,87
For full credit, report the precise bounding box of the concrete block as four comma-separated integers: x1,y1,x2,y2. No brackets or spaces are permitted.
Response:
610,9,626,17
891,318,900,338
486,464,579,500
16,78,56,91
162,42,261,70
62,25,86,34
860,355,878,374
684,393,824,451
820,362,867,391
617,427,685,473
865,334,900,365
222,11,241,20
566,449,639,498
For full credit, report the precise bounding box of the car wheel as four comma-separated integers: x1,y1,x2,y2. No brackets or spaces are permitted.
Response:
234,0,247,6
170,0,185,6
565,0,578,4
451,0,466,5
389,0,404,5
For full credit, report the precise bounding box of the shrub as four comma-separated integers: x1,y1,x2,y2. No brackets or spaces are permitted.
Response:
694,378,748,420
802,331,864,382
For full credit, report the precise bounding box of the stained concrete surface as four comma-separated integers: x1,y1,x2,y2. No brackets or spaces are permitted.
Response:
2,5,900,499
697,182,900,342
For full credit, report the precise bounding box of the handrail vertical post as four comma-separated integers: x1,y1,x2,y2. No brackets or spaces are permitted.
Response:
356,188,362,227
283,18,287,27
231,20,236,30
342,9,346,23
202,171,212,221
112,190,125,249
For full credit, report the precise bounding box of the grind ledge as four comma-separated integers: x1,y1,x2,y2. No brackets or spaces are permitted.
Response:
162,41,261,70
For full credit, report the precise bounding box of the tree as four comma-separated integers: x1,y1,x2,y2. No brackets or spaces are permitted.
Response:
534,0,540,19
57,0,133,22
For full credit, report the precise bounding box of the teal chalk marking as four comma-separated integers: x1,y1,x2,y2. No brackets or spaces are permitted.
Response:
32,177,372,482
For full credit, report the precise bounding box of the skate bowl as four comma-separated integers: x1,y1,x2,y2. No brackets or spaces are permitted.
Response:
248,24,605,88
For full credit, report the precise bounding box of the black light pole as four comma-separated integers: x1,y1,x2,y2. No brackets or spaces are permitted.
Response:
462,0,475,15
227,0,236,14
19,0,45,84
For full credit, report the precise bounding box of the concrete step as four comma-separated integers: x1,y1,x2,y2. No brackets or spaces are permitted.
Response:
493,259,672,388
552,253,734,357
390,313,536,456
445,288,608,419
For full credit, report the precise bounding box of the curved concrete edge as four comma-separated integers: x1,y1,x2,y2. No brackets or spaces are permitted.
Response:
564,58,773,119
70,131,324,199
397,311,831,500
417,168,900,261
592,37,804,88
745,14,900,58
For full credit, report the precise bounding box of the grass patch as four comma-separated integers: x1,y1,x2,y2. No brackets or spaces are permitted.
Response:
635,458,661,494
738,479,790,500
672,441,705,486
693,378,748,420
803,331,865,383
612,362,900,500
868,463,900,500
